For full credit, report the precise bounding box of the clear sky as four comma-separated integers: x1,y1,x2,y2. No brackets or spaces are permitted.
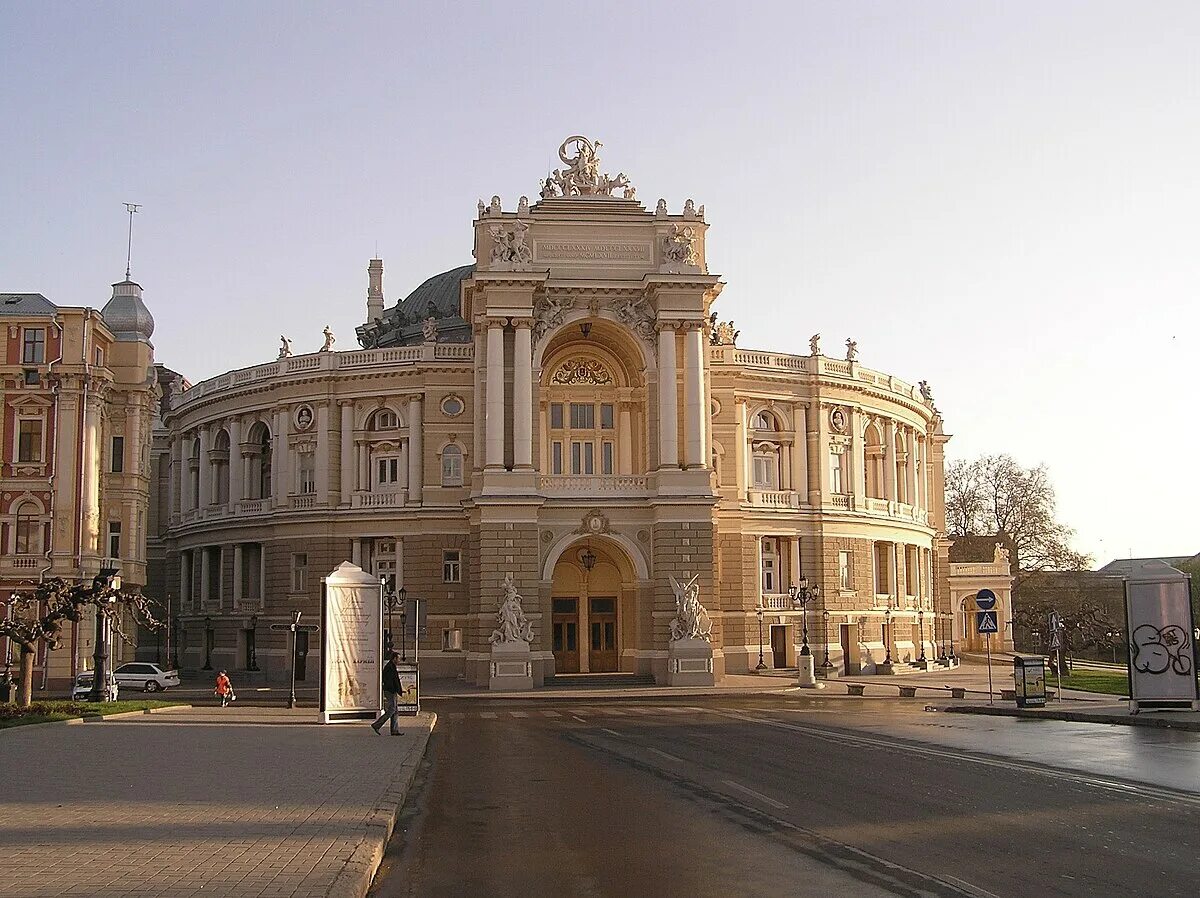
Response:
3,2,1196,567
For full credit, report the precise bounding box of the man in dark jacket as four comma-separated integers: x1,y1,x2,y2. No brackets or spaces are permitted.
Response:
372,652,403,735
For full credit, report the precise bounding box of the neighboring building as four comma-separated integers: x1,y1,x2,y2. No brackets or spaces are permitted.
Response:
156,138,951,688
0,282,159,692
947,535,1015,653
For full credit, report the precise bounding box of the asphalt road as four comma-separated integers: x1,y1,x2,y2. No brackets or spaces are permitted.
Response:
370,695,1200,898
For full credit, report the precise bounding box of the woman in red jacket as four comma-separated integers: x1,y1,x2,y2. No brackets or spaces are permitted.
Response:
214,670,235,708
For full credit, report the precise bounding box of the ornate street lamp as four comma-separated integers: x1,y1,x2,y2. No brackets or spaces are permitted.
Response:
918,608,927,663
820,608,833,673
287,610,302,709
248,614,259,671
755,606,766,671
883,607,893,665
397,586,408,661
793,579,821,688
87,566,121,702
383,577,399,655
202,614,213,670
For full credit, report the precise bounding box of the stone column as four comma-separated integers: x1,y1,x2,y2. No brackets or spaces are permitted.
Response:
790,537,802,586
168,438,179,516
780,439,793,491
233,544,243,607
806,403,821,505
339,402,354,504
905,427,918,508
200,547,211,607
849,407,864,505
736,400,749,498
683,323,705,468
883,419,896,501
816,403,831,499
357,441,369,492
179,551,190,607
657,324,678,468
792,404,808,502
81,392,102,554
178,433,191,512
272,410,288,507
485,318,506,469
198,426,212,509
228,417,243,504
316,404,330,500
408,394,423,503
513,318,533,469
618,403,633,474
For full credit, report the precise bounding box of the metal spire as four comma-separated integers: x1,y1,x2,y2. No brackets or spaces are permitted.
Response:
123,203,142,280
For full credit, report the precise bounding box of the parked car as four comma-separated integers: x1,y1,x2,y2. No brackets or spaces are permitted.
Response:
112,662,181,692
72,671,119,702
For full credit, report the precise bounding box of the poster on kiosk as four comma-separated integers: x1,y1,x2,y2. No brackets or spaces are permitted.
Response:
320,562,384,724
1124,560,1199,714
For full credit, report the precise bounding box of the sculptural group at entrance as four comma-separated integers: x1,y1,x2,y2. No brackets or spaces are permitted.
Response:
668,574,712,642
490,574,535,644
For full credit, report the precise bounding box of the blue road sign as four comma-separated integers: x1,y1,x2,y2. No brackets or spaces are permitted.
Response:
976,610,999,634
975,589,997,611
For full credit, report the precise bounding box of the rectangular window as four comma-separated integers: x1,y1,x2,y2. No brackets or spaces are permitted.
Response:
601,441,614,475
906,546,918,595
874,543,891,595
441,449,463,486
569,403,594,429
839,551,851,591
376,457,400,488
15,516,38,554
752,455,776,490
761,538,778,593
22,328,45,364
550,403,564,429
600,403,614,429
570,442,594,475
23,369,40,386
111,436,125,474
107,521,122,560
299,454,316,494
442,549,461,583
94,347,104,368
292,553,308,592
17,419,42,463
551,441,563,475
830,451,843,494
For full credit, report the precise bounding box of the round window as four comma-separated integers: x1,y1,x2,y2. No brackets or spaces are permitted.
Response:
441,396,465,417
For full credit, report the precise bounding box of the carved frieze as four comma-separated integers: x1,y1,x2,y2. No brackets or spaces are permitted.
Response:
551,358,613,386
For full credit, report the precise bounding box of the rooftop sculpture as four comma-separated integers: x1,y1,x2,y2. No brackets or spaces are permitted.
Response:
541,136,633,198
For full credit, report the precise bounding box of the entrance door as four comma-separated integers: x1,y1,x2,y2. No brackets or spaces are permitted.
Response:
588,597,618,672
770,625,788,669
295,630,309,681
552,598,580,673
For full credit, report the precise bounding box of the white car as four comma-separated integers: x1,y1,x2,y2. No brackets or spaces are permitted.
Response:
113,662,181,693
72,670,119,702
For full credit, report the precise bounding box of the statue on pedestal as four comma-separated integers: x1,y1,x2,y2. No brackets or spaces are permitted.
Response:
489,574,534,644
669,574,712,642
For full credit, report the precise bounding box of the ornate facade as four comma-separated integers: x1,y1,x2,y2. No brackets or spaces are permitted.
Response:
156,138,951,687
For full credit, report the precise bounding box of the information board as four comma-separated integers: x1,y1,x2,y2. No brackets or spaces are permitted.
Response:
320,562,384,724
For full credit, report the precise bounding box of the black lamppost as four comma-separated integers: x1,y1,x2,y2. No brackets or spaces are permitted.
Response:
287,610,302,708
820,608,833,672
383,577,399,655
883,607,893,664
938,612,948,661
918,608,927,663
792,578,818,656
87,566,121,702
397,586,409,661
948,611,956,660
755,607,766,670
202,615,213,670
248,614,259,671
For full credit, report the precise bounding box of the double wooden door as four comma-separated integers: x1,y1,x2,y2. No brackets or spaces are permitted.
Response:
552,595,618,673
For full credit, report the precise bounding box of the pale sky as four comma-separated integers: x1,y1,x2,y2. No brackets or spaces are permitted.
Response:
3,2,1197,566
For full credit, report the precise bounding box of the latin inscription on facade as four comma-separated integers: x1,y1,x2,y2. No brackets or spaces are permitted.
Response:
537,241,651,262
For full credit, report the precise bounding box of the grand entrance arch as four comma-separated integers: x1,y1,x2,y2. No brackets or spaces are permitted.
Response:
548,538,640,674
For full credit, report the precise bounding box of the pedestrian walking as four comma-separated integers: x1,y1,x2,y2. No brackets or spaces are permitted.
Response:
214,669,235,708
372,652,403,735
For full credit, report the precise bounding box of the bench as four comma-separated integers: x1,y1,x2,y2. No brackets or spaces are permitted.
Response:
898,686,918,698
846,683,867,696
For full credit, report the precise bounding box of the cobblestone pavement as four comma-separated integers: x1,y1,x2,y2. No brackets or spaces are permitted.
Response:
0,707,435,898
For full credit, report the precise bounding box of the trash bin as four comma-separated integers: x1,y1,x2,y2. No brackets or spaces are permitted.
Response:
1013,656,1047,708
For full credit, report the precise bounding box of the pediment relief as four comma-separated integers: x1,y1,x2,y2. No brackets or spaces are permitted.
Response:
551,358,613,386
10,394,53,409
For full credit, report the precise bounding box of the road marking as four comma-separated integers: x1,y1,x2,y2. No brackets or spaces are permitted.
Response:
935,874,1004,898
540,710,560,717
570,715,587,723
600,727,622,737
721,779,788,810
479,712,498,719
509,711,528,718
648,747,685,763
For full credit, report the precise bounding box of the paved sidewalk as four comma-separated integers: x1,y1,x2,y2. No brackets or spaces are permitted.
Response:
0,706,436,898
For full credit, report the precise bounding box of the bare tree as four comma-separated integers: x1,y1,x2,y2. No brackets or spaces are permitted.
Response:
946,454,1092,582
1,578,162,707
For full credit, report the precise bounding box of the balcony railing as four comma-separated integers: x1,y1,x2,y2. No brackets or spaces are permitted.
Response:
237,499,268,515
539,475,649,497
747,490,801,509
290,495,316,510
352,491,404,508
5,555,42,571
760,594,798,612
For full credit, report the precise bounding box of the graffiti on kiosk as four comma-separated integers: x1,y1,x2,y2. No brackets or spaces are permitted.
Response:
1131,624,1194,677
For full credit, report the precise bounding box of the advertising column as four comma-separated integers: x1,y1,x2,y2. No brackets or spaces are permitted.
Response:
320,561,383,724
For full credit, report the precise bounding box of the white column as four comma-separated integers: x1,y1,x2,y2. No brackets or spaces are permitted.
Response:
754,537,764,605
228,418,243,504
233,544,243,607
790,537,802,586
272,410,288,507
816,404,830,500
905,427,917,508
513,319,533,469
179,432,191,512
168,439,179,515
198,426,212,509
657,325,678,468
339,402,353,504
737,400,749,498
408,394,423,502
395,537,405,589
683,324,704,468
81,393,101,553
485,318,505,468
792,404,808,502
618,404,633,474
781,440,792,491
848,407,864,504
351,539,362,566
316,404,330,500
883,419,896,501
357,442,368,492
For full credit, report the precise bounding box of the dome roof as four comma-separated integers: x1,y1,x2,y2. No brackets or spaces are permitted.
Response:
357,264,473,348
101,280,155,342
395,264,473,320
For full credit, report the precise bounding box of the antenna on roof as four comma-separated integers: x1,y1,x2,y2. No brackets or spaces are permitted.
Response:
123,202,142,280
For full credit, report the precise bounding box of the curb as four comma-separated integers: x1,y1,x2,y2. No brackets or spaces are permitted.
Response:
0,703,193,734
943,704,1200,732
325,711,438,898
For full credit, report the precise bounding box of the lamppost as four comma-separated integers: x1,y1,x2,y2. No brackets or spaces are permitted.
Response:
755,607,766,671
4,593,16,699
87,566,121,703
397,586,409,661
820,608,833,673
917,608,927,663
248,614,259,671
383,577,398,655
287,610,302,709
883,607,893,665
792,578,821,688
202,615,213,670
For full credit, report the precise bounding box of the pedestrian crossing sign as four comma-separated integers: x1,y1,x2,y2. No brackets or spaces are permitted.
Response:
976,610,999,634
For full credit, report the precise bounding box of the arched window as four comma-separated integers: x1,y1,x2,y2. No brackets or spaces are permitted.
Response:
189,438,201,508
211,429,231,505
864,422,884,499
14,503,41,555
441,445,464,486
371,409,399,431
753,411,778,432
752,443,780,490
894,431,909,504
246,422,272,500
